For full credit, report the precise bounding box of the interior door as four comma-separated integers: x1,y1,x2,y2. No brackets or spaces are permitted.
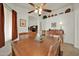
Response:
12,10,18,40
0,3,5,48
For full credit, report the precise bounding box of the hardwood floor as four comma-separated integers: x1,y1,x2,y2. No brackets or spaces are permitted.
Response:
63,43,79,56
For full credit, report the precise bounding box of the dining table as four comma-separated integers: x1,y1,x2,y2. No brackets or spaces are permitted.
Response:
12,33,62,56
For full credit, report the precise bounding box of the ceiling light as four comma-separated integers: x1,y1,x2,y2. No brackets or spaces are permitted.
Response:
39,11,42,14
34,9,38,13
39,8,42,14
39,8,42,12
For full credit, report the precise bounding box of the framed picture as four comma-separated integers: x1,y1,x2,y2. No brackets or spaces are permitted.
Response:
20,19,26,27
51,22,56,28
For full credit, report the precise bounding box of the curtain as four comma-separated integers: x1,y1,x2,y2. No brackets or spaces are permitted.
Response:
0,3,5,48
12,10,18,40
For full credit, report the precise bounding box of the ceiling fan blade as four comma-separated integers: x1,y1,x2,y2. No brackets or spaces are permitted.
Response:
43,9,52,12
29,3,35,7
28,10,35,13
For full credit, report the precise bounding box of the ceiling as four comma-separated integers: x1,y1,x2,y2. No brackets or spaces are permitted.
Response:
6,3,71,16
7,3,71,10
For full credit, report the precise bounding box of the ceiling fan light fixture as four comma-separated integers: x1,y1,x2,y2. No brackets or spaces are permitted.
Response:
39,11,42,14
39,8,42,14
39,8,42,12
34,9,38,13
28,3,52,15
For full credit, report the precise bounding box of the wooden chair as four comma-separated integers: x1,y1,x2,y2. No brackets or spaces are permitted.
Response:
48,42,60,56
19,31,37,40
19,32,29,40
47,30,64,53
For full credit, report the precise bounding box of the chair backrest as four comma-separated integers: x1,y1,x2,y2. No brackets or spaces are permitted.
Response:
19,31,37,40
47,29,64,35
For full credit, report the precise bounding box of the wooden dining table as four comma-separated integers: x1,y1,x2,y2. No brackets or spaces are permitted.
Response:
12,33,61,56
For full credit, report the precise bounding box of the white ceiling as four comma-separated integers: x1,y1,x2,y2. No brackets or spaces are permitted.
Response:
6,3,71,16
7,3,71,11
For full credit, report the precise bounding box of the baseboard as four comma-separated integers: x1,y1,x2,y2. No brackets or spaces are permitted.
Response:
64,41,74,45
74,44,79,49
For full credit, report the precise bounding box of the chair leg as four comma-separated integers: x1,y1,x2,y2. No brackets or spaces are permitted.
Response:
12,48,15,56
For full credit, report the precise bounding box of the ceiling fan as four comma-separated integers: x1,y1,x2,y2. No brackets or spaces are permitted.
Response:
28,3,52,16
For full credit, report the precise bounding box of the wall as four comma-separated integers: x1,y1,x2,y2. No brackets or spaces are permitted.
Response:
17,9,29,33
28,15,38,27
41,4,75,44
74,4,79,48
12,6,29,40
7,4,29,33
4,4,12,42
